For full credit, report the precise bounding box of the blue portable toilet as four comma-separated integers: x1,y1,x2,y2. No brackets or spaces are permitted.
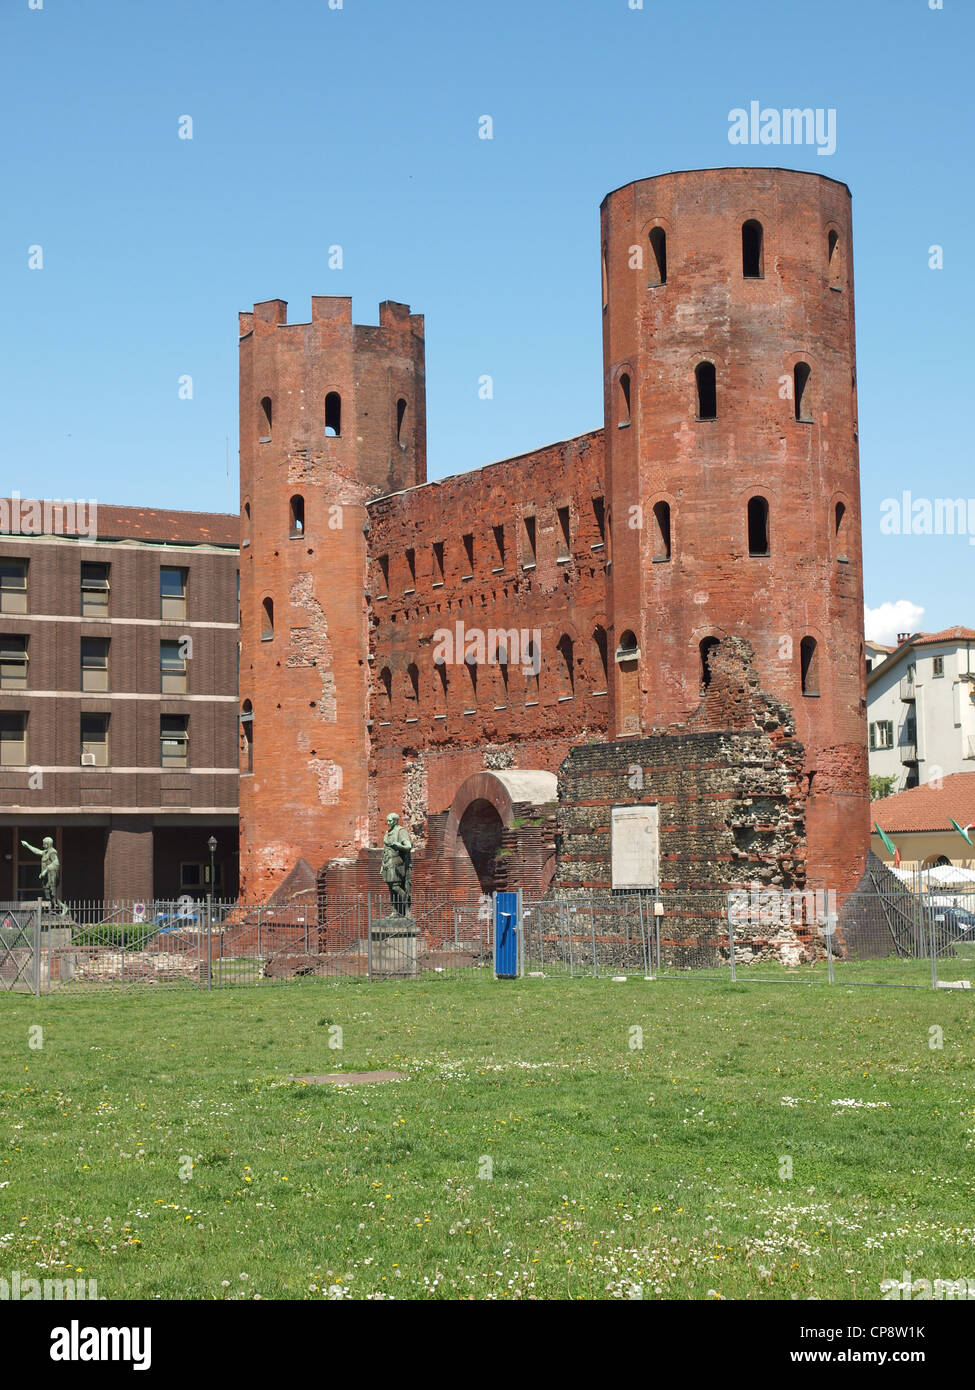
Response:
494,890,520,978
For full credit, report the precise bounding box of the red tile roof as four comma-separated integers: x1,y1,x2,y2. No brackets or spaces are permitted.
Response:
872,773,975,834
914,627,975,644
0,500,238,547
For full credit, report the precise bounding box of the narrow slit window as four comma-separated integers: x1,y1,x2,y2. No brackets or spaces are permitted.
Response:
556,634,574,698
747,497,769,556
834,501,846,548
261,596,274,640
289,495,304,536
800,636,819,695
379,667,392,711
696,362,717,419
742,220,764,278
325,392,342,438
557,506,571,559
618,373,631,427
601,244,609,308
828,229,841,286
794,363,812,422
700,637,720,690
592,496,606,545
239,702,253,775
648,226,667,286
432,541,445,584
463,533,474,574
492,524,505,568
406,548,416,587
592,626,609,689
377,555,389,596
407,663,419,705
259,397,272,438
396,397,407,447
652,501,671,560
523,515,536,566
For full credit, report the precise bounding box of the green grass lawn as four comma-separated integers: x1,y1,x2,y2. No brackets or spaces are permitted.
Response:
1,970,974,1300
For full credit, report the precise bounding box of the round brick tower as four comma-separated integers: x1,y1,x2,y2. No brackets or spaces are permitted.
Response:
601,168,868,893
237,297,426,900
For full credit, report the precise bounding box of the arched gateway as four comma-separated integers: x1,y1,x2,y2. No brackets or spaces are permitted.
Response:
442,770,558,894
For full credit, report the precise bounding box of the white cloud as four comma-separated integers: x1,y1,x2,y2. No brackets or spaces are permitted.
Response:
864,600,925,647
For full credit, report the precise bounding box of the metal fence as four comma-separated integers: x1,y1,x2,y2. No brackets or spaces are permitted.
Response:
2,885,973,994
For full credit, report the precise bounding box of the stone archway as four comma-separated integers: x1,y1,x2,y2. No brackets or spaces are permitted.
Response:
443,770,558,894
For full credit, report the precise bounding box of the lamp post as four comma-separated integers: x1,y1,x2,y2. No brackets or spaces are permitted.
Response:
206,835,217,990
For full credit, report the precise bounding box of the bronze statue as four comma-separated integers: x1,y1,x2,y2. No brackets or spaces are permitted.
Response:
20,836,66,914
379,812,412,916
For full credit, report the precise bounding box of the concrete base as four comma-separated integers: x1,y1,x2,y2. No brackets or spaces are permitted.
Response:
370,915,418,978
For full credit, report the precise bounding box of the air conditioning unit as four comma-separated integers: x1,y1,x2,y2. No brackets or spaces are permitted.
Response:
80,753,96,766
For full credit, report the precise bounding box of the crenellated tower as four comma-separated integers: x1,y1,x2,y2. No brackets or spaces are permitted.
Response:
601,168,868,893
237,297,425,900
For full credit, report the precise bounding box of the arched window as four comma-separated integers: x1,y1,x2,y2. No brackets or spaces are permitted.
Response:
396,398,407,447
261,597,274,640
648,226,667,286
828,229,841,287
556,634,574,699
378,666,392,712
617,629,639,733
592,625,609,691
601,244,609,308
652,501,671,560
800,637,819,695
289,495,304,537
243,500,251,538
239,700,253,775
747,496,769,556
700,636,720,690
259,397,272,439
325,392,342,438
742,220,764,278
834,501,846,548
794,363,812,422
696,362,717,419
618,373,631,427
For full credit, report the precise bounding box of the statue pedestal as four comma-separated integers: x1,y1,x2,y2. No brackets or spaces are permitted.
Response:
370,915,418,979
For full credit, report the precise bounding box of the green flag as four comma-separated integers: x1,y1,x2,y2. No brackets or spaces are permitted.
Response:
874,823,897,856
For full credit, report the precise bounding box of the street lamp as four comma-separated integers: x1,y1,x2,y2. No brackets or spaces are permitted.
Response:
207,836,217,901
206,835,217,991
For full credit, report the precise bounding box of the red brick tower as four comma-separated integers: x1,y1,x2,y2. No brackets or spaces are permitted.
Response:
601,168,868,893
237,297,425,899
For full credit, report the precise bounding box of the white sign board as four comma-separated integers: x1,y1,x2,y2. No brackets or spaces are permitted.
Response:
611,804,659,889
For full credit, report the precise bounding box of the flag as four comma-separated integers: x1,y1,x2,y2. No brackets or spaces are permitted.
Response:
875,823,898,860
949,817,974,847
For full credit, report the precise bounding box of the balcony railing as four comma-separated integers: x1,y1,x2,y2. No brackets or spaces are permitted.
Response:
900,743,918,764
899,676,916,701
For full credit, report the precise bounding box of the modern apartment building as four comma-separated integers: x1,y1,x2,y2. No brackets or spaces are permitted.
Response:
0,504,239,903
866,627,975,791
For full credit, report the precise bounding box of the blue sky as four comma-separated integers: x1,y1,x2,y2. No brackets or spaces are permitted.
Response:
1,0,970,643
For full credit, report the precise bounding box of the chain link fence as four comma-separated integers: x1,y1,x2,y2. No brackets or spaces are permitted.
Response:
2,884,972,994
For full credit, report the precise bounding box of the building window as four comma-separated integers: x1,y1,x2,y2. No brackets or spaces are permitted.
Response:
652,501,671,560
492,524,505,568
794,363,812,422
161,714,189,768
462,534,475,575
601,243,609,308
160,566,187,620
869,720,894,751
556,634,574,698
0,712,27,766
407,663,420,706
557,506,571,559
747,496,769,556
378,667,392,714
161,639,187,693
800,636,819,695
742,219,764,278
834,500,846,550
933,655,944,678
289,495,305,536
81,637,109,692
618,373,631,427
406,547,416,587
434,659,448,716
259,396,272,438
523,515,537,566
0,635,28,689
592,625,609,691
396,397,408,448
828,229,842,287
81,713,109,767
239,701,253,774
0,559,28,614
325,392,342,438
432,541,445,584
592,496,606,546
695,362,717,419
700,637,720,690
81,562,110,617
648,226,667,286
377,555,389,596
